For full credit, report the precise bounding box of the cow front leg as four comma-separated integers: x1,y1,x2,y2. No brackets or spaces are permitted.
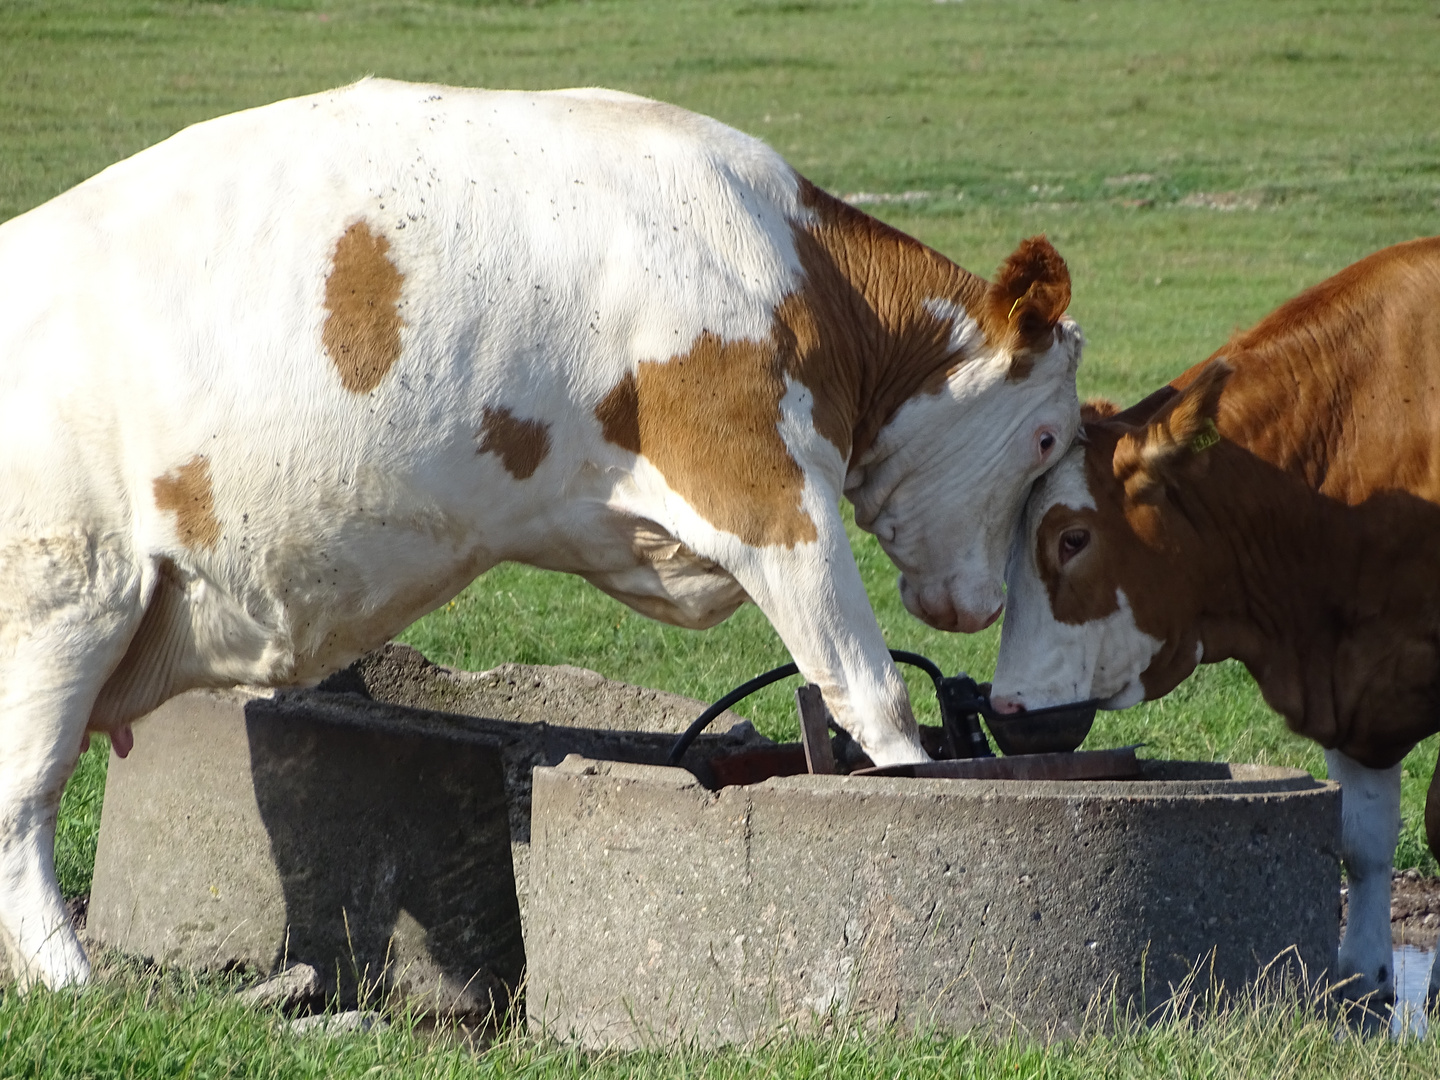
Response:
726,521,927,768
1327,749,1401,1015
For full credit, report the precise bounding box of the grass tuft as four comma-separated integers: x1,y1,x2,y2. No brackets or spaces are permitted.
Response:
4,954,1438,1078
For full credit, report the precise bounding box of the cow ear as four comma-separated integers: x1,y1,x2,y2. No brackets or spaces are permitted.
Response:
1114,359,1232,500
1082,398,1121,423
1108,384,1181,429
986,236,1071,358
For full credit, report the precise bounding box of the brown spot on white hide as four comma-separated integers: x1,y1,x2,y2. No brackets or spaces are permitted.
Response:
789,179,990,461
787,183,1070,452
594,334,819,547
476,406,552,480
322,221,405,394
595,373,641,455
153,455,221,550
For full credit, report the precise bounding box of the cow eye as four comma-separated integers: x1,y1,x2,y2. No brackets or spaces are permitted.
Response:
1058,528,1090,565
1038,431,1057,456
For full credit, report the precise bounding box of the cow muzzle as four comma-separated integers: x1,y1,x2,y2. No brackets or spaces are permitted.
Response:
899,575,1003,634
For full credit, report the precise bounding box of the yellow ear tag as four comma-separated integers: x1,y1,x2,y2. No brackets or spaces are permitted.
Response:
1007,295,1024,321
1190,418,1221,453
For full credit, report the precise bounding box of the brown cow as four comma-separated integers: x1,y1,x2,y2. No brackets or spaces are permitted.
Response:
990,236,1440,1011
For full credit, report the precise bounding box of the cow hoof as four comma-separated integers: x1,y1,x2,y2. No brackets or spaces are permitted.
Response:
1337,993,1393,1036
8,933,91,992
1336,965,1395,1032
863,732,930,769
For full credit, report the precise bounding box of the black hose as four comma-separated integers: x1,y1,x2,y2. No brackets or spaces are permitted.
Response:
887,650,945,692
666,663,798,765
667,650,948,765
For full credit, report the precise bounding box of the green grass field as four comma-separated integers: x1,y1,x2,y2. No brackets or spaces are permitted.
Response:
6,0,1440,1073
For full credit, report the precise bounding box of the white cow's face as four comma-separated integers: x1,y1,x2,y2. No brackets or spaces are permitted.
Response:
849,316,1084,633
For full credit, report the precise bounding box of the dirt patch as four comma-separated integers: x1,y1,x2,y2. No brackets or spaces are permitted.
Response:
67,894,88,934
1179,190,1264,211
1388,870,1440,946
1339,870,1440,947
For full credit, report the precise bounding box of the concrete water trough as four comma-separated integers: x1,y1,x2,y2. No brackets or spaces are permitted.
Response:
88,644,1342,1041
524,753,1341,1046
86,644,767,1016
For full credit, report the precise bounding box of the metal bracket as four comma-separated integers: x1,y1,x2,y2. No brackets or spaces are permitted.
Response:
936,674,995,759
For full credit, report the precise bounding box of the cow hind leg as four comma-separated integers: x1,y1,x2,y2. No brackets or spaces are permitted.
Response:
0,554,142,989
0,727,87,988
0,663,109,988
1327,749,1402,1018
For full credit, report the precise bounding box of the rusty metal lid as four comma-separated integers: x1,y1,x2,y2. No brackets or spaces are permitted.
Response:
853,745,1141,782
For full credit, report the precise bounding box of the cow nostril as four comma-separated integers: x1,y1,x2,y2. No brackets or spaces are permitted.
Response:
990,695,1027,715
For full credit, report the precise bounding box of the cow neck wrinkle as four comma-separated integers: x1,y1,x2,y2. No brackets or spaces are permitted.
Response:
787,179,989,468
1157,439,1440,768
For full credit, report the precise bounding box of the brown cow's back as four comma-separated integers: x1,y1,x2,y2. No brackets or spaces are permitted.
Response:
1172,237,1440,505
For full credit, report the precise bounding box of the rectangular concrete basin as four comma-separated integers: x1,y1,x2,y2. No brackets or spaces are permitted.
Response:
86,645,765,1015
88,689,524,1017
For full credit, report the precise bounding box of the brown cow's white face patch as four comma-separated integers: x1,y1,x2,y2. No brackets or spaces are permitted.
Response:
588,186,984,552
991,446,1164,712
995,365,1236,713
322,221,405,394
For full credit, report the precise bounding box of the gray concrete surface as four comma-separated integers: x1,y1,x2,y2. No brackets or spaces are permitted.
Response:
525,756,1342,1047
88,689,524,1018
317,644,770,918
322,643,751,738
87,646,767,1013
236,963,323,1011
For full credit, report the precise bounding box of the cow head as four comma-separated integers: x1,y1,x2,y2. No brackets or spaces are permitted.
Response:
847,238,1083,633
990,360,1233,711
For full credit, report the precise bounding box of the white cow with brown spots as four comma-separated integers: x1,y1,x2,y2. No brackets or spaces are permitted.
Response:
0,79,1082,988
